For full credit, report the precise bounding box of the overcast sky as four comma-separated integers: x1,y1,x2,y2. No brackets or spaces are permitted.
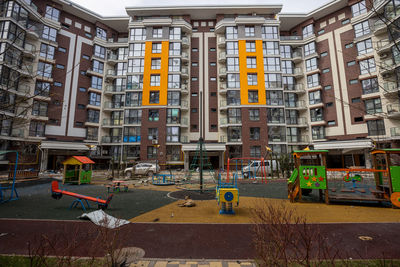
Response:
70,0,333,17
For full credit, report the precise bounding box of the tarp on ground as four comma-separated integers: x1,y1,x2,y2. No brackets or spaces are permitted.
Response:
78,210,130,229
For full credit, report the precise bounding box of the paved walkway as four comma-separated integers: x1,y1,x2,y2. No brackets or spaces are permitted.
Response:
130,260,256,267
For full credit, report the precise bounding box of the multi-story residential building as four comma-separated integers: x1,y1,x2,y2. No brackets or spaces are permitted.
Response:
0,0,399,171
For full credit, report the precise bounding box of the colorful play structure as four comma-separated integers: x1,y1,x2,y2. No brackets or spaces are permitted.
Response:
0,150,19,203
51,181,113,211
216,172,239,214
62,156,94,184
288,149,400,207
152,173,175,185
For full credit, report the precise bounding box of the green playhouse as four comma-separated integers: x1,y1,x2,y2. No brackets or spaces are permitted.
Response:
62,156,94,184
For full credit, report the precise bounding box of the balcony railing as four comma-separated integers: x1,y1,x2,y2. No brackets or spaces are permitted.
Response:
280,36,303,41
104,101,124,109
102,136,122,143
285,100,306,108
105,85,125,93
287,135,309,143
102,118,123,126
219,52,226,61
376,39,390,51
286,117,308,125
391,127,400,137
107,53,118,61
182,37,189,46
387,104,400,115
383,82,399,95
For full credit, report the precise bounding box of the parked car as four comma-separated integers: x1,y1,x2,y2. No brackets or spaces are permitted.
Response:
124,163,160,178
242,160,279,178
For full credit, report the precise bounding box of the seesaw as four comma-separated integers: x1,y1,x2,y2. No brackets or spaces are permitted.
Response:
51,181,113,211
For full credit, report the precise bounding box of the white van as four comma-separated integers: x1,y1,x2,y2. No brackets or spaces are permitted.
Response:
242,160,279,178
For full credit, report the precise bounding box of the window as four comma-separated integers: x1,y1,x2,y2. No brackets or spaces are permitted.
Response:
247,57,257,69
169,27,181,40
250,127,260,140
226,26,238,39
91,76,103,89
166,126,180,142
306,57,318,72
250,146,261,158
248,90,258,103
302,24,314,38
265,73,282,88
285,93,297,108
268,108,285,123
149,109,159,121
39,43,55,60
246,41,256,52
32,101,48,117
322,68,330,73
87,110,100,123
130,28,146,41
354,21,370,38
167,91,180,106
94,45,106,59
96,27,107,40
264,57,281,71
365,98,382,114
348,61,356,66
342,19,350,25
152,43,162,53
310,108,324,122
360,58,376,74
262,26,278,39
324,85,332,90
149,91,160,104
77,104,85,109
29,121,45,137
307,73,320,88
352,1,367,17
35,81,50,97
226,42,239,55
345,43,354,49
282,61,293,74
124,109,142,124
92,60,104,74
312,126,325,140
169,42,181,56
167,108,180,123
58,47,66,53
152,28,163,38
191,108,197,113
263,41,279,55
151,58,161,70
352,97,361,103
117,47,128,60
54,82,62,87
228,146,242,158
228,108,241,123
304,42,316,56
193,62,199,66
326,102,333,107
367,120,385,136
42,26,57,42
245,26,255,37
227,90,241,105
83,55,90,60
247,74,258,85
249,109,260,121
280,45,292,58
228,127,241,142
266,91,283,106
2,21,25,47
79,87,86,92
125,92,142,107
148,128,158,140
227,57,240,71
130,43,146,57
128,59,144,73
127,75,143,89
356,39,373,55
362,78,379,94
37,62,52,78
283,76,295,90
309,90,322,105
89,92,101,106
147,146,157,159
227,74,240,88
318,29,325,35
124,127,140,143
349,79,358,84
169,58,181,72
56,64,64,69
150,75,160,87
86,127,98,141
355,117,363,122
4,2,28,26
168,74,180,88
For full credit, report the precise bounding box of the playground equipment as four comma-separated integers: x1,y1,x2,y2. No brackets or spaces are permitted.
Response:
152,173,175,185
227,157,268,183
216,173,239,214
51,181,113,211
62,156,94,184
288,149,400,207
0,150,19,203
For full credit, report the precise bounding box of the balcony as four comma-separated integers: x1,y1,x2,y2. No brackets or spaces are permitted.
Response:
107,52,118,64
105,69,117,80
284,83,305,94
391,127,400,138
102,136,122,144
376,39,391,54
373,19,388,35
104,85,125,94
268,135,286,143
217,36,226,47
383,82,400,96
19,65,34,77
10,128,26,138
182,37,190,48
123,135,141,143
285,100,306,110
86,68,103,76
220,117,241,127
181,84,189,94
286,117,308,127
219,52,226,62
26,23,41,39
182,52,189,62
293,68,303,78
387,104,400,118
219,135,227,143
279,35,303,46
102,118,123,127
219,67,226,77
23,43,36,58
292,50,303,63
180,117,189,127
380,58,395,75
181,100,189,110
287,135,310,144
181,67,189,77
181,135,189,143
14,84,31,97
219,82,227,94
103,101,124,110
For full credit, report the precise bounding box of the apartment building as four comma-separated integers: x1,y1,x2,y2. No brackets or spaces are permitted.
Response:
0,0,399,171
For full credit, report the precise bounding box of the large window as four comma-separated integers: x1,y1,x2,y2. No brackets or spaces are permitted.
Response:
151,58,161,70
268,108,285,124
149,91,159,104
351,0,367,17
359,58,376,75
130,28,146,41
42,26,57,42
282,61,293,74
29,121,45,137
150,75,160,87
5,1,28,26
227,57,240,71
226,42,239,55
96,27,107,40
128,59,145,73
169,58,181,72
152,43,162,53
86,127,98,141
125,92,142,107
265,73,282,88
39,43,55,60
227,90,241,105
227,74,240,88
247,57,257,69
249,109,260,121
302,24,314,38
35,81,50,97
166,126,180,142
37,62,52,78
367,120,385,136
306,57,318,72
362,78,379,94
89,92,101,106
169,27,181,40
283,76,295,90
147,146,157,159
0,21,25,47
87,110,100,123
94,45,106,59
365,98,382,114
167,108,180,123
130,43,145,57
246,41,256,52
250,146,261,158
262,26,278,39
264,57,281,71
247,74,258,85
280,45,292,58
309,90,322,105
312,126,325,140
310,108,324,122
263,41,279,55
356,39,373,55
307,73,320,88
228,108,241,123
124,109,142,124
124,127,140,142
228,127,241,142
118,48,128,60
266,90,283,106
245,26,255,37
304,42,316,56
32,101,48,117
248,90,258,103
226,26,238,39
168,74,180,89
152,28,163,38
354,21,370,38
167,92,180,106
148,128,158,140
92,60,104,74
45,5,60,21
169,42,181,56
250,127,260,140
91,76,103,90
127,75,143,89
116,62,127,76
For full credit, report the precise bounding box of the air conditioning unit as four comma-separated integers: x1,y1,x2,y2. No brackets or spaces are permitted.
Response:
152,139,158,144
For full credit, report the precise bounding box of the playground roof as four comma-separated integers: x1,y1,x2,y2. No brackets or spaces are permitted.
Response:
293,150,329,153
371,149,400,155
63,156,95,165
